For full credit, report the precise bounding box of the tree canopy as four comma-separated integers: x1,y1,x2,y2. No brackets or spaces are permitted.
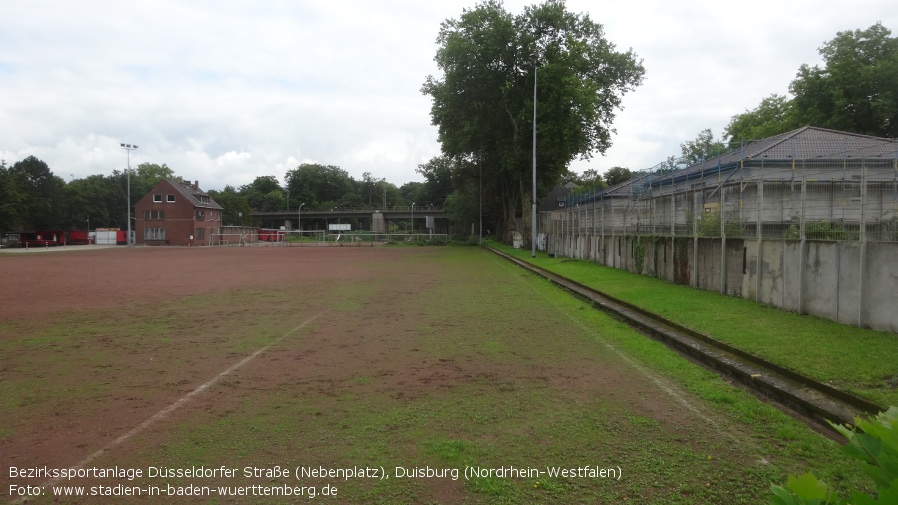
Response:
602,166,632,187
421,0,644,238
726,23,898,143
678,129,729,165
0,154,436,238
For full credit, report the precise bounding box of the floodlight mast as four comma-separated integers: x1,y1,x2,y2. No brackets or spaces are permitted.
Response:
120,143,139,246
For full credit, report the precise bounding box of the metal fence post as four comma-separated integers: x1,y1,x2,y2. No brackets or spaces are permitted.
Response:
720,183,726,294
756,179,763,302
692,191,699,287
859,160,868,326
799,175,807,314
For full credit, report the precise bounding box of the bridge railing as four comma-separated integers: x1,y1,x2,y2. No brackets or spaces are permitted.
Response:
253,206,445,215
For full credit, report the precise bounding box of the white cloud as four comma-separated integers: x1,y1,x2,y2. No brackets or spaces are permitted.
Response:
1,0,896,187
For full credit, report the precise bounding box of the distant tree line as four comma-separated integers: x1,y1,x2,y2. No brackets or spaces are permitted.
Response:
211,164,450,227
0,158,451,236
0,156,179,235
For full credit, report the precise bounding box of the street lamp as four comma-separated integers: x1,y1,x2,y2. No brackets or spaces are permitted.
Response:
479,153,482,245
531,54,538,258
411,202,415,236
298,203,305,233
120,143,138,246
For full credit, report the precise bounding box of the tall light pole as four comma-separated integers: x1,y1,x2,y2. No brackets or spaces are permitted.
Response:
531,55,538,258
411,202,415,235
298,203,305,233
120,143,138,246
479,154,483,245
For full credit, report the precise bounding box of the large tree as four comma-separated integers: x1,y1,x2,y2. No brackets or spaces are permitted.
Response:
5,156,65,230
602,166,631,187
416,156,456,206
724,94,795,143
283,164,356,209
422,0,644,240
208,186,254,226
130,162,176,201
0,160,25,233
791,22,898,137
239,175,285,212
726,23,898,143
63,174,120,230
679,129,729,165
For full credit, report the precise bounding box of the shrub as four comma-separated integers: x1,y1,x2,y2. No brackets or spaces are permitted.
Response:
771,406,898,504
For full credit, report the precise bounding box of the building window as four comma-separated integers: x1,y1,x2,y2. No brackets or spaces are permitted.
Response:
195,209,205,220
196,228,205,240
144,210,165,220
144,227,166,241
167,194,176,203
153,194,162,203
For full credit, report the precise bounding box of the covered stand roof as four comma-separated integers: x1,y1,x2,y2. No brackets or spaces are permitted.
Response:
568,127,898,207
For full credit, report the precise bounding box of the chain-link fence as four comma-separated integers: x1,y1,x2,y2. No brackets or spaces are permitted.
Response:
551,158,898,243
538,153,898,331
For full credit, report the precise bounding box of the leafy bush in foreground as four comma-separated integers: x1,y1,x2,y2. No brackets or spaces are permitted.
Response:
771,406,898,504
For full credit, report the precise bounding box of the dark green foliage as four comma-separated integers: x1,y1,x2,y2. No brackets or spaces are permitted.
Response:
782,221,860,241
283,164,407,210
240,175,287,212
2,156,65,231
725,94,795,143
727,23,898,143
680,129,729,165
415,156,455,206
791,23,898,138
603,166,631,187
771,407,898,505
207,186,254,226
421,0,645,236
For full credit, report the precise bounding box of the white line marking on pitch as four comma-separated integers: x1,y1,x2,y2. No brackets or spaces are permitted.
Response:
503,261,741,445
15,313,322,503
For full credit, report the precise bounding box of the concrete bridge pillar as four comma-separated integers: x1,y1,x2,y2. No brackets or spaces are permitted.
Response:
372,212,386,233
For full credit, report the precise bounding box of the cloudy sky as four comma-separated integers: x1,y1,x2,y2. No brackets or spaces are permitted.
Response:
1,1,896,191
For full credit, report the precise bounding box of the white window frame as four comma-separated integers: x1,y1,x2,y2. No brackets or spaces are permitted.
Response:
144,227,166,241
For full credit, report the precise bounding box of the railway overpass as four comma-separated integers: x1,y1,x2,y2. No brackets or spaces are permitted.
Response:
251,206,448,233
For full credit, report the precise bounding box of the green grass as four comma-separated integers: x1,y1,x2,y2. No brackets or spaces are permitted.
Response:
491,241,898,408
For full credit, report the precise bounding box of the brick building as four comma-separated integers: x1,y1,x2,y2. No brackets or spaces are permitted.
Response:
134,179,223,246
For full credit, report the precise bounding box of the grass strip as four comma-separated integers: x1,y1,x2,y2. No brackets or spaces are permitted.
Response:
490,241,898,408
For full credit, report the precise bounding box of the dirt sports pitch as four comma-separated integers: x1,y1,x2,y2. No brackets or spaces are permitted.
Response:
0,245,849,504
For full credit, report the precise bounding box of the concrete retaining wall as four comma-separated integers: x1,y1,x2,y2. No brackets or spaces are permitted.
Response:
549,231,897,333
